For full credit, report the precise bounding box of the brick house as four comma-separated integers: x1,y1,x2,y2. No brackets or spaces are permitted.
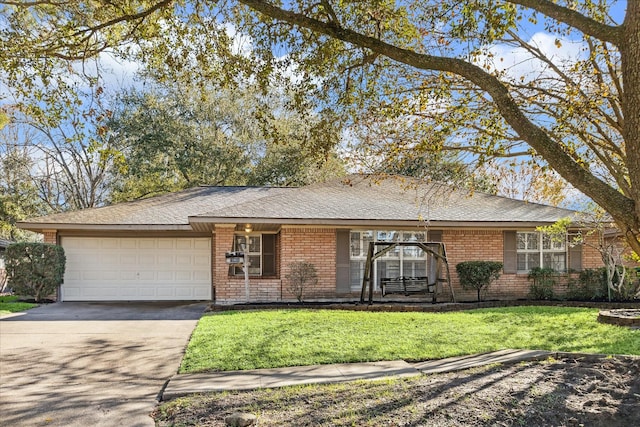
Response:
18,175,604,304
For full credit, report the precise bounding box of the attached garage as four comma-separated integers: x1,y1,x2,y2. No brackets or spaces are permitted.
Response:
61,237,211,301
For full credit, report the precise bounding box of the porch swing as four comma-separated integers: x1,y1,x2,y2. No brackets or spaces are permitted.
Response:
359,241,455,305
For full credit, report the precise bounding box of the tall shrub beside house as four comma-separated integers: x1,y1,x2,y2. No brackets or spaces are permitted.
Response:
5,243,65,302
456,261,503,302
285,261,318,303
527,267,556,300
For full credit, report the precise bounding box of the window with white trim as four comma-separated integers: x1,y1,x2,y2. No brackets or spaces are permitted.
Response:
231,233,277,277
516,231,566,272
349,230,430,290
232,235,262,276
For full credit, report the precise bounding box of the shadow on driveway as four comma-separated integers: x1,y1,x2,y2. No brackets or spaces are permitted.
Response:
0,302,206,427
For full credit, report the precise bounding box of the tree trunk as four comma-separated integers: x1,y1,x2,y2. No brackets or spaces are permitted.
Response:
620,2,640,255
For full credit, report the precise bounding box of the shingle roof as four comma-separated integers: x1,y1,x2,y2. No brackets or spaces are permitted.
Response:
18,175,578,232
19,186,291,229
193,175,577,224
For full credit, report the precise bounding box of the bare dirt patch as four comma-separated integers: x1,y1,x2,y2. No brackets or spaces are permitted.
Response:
153,356,639,426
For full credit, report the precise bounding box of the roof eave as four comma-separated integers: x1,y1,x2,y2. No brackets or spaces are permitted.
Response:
188,216,571,229
17,222,194,233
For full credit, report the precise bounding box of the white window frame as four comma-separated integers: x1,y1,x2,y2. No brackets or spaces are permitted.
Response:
349,230,429,291
516,231,567,273
232,234,262,276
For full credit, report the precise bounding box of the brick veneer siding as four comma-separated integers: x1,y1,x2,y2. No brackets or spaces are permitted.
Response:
213,225,243,303
440,229,607,302
280,226,337,301
42,230,59,301
213,225,286,304
213,225,610,304
582,234,604,269
442,229,514,301
43,230,57,244
213,225,338,304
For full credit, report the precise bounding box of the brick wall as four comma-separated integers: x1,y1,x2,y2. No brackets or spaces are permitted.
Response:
280,226,337,300
441,229,610,302
213,225,611,304
213,225,338,304
582,234,604,268
43,230,57,244
212,225,238,302
442,229,519,301
42,230,59,301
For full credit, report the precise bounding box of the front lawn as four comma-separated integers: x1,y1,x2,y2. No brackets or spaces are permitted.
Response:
180,306,640,373
0,295,37,315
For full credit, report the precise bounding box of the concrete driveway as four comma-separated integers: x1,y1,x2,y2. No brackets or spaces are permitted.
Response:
0,302,206,427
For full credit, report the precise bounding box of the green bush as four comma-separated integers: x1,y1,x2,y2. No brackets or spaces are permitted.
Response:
566,267,639,301
455,261,503,302
566,269,608,300
527,267,556,300
5,243,66,302
609,266,640,301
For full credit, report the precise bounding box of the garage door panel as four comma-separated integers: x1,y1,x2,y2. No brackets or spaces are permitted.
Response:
194,239,209,250
61,237,211,301
157,239,175,249
157,271,174,281
194,271,209,281
102,254,119,264
176,240,193,249
120,271,137,280
194,255,209,265
138,240,156,249
175,271,191,281
138,271,155,281
139,254,155,264
120,240,137,249
157,255,174,264
176,255,192,266
175,288,193,297
101,239,119,249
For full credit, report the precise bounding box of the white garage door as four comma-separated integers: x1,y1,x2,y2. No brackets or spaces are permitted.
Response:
61,237,211,301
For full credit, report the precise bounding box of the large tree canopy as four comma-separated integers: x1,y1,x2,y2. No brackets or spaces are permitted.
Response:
0,0,638,254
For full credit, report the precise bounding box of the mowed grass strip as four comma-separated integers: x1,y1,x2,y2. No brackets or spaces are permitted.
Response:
0,295,37,314
180,306,640,373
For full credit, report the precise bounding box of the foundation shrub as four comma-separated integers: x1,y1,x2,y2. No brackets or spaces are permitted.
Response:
566,267,640,301
285,261,318,303
527,267,556,300
455,261,503,302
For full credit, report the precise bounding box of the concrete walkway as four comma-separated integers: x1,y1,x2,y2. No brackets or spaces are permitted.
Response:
162,349,553,400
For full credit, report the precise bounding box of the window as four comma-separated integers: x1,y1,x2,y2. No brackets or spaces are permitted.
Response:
230,234,277,277
349,230,431,290
516,231,566,272
232,235,261,276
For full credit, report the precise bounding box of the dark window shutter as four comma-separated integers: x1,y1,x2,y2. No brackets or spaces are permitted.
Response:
429,230,442,242
262,234,276,276
503,231,517,273
569,242,583,272
336,229,351,293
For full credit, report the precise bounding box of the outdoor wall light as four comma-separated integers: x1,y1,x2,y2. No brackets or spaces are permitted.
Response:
244,223,253,233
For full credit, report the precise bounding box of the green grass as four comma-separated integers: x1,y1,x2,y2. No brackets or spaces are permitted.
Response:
0,295,37,314
180,306,640,373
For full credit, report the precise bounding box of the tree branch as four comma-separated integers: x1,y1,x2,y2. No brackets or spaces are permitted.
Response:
71,0,174,40
506,0,623,45
238,0,636,227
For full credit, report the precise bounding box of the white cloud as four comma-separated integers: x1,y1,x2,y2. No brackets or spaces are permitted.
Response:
477,32,586,82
